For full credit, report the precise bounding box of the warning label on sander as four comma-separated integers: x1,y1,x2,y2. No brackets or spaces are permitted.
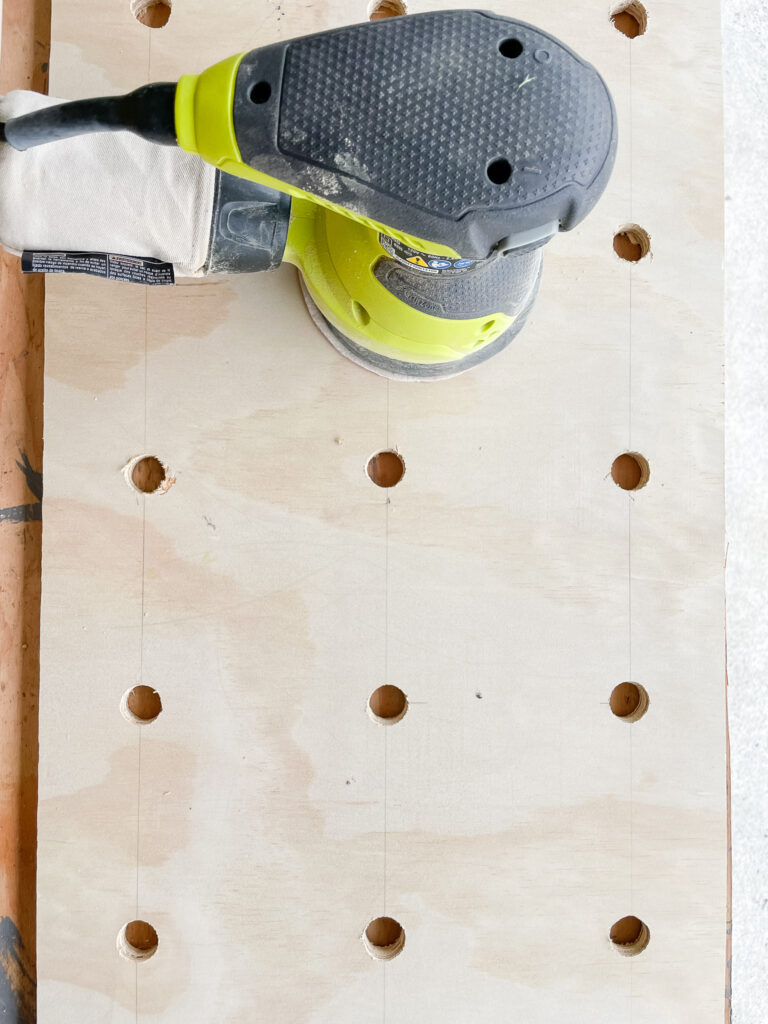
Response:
21,251,175,286
379,234,488,275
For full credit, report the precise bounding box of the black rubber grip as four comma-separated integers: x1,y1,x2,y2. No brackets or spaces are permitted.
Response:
0,83,177,151
373,247,543,321
232,11,617,259
206,172,291,274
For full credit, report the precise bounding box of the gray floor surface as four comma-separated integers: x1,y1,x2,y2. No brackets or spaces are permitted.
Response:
724,0,768,1020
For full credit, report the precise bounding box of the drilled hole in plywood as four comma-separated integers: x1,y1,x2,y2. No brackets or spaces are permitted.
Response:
610,682,649,722
124,455,174,495
611,452,650,491
368,685,408,725
368,0,406,19
121,685,162,725
614,224,651,262
117,921,158,961
131,0,172,28
367,450,405,488
610,916,650,956
611,1,647,37
132,456,165,493
363,917,405,960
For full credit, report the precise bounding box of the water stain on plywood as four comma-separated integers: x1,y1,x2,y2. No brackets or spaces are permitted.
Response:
44,279,236,394
40,498,383,1017
38,742,195,864
385,795,722,999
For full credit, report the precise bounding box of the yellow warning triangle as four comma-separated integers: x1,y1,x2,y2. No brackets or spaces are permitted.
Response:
406,255,428,267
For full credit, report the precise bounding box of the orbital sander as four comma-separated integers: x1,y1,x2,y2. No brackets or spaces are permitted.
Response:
0,10,617,380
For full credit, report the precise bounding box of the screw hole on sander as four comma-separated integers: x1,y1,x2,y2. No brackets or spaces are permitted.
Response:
487,158,512,185
363,917,405,960
613,224,651,262
609,916,650,956
611,452,650,491
499,38,524,58
131,0,172,28
249,81,272,104
117,921,159,961
121,685,163,725
611,1,648,38
368,685,408,725
368,0,407,19
609,682,649,722
367,450,405,488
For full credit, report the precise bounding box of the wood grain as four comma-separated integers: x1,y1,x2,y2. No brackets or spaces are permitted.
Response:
0,2,50,1022
37,2,726,1021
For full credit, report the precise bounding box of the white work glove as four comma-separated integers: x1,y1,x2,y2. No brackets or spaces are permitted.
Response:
0,90,216,276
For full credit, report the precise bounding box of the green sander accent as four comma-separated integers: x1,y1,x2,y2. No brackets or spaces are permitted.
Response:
0,11,617,380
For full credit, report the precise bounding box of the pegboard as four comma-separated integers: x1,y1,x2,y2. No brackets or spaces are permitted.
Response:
36,1,726,1021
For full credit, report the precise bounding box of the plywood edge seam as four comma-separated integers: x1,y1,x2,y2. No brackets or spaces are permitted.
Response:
0,2,50,1022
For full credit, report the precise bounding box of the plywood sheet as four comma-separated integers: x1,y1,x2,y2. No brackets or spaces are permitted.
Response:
37,1,726,1022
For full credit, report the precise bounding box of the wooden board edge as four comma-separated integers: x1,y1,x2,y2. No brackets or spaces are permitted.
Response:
0,2,50,1022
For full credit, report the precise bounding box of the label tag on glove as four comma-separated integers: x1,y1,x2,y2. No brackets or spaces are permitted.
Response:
21,251,175,286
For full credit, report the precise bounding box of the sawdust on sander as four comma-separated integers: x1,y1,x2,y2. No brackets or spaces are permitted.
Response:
298,275,427,380
298,276,497,381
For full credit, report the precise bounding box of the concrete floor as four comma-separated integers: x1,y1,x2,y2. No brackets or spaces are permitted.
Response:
723,0,768,1019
